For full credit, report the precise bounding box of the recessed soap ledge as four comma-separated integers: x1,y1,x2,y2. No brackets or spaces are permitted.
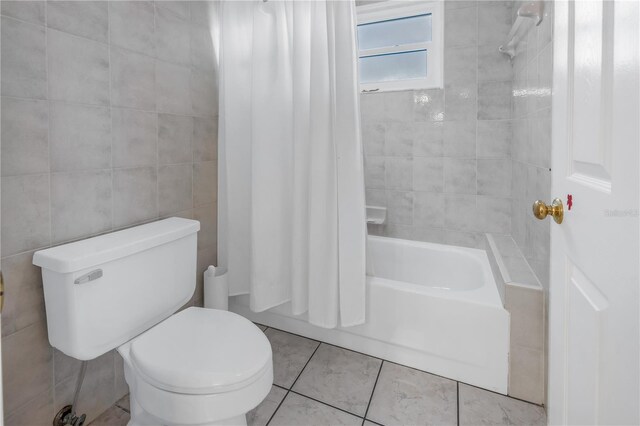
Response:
366,205,387,225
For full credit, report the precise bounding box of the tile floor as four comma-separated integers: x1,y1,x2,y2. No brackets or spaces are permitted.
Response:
90,325,546,426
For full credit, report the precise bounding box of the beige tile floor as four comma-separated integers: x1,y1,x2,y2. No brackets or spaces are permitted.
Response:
90,325,546,426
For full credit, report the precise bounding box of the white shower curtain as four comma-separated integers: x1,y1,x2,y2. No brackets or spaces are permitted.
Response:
217,0,367,328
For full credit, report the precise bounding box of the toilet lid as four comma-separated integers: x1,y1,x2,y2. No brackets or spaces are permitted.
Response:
129,307,272,395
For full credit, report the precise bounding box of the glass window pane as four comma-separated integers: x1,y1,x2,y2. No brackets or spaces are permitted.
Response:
358,14,432,51
359,50,427,84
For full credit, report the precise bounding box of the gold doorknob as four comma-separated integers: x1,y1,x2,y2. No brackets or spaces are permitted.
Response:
532,198,564,224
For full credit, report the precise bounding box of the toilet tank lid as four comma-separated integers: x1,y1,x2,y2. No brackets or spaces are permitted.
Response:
33,218,200,273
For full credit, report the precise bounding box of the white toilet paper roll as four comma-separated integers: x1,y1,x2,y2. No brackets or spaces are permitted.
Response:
204,265,229,310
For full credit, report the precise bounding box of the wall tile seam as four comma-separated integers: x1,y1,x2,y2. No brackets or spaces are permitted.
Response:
388,219,512,228
384,223,510,232
4,385,55,421
154,1,191,22
42,97,217,121
0,202,204,264
365,188,512,196
1,1,218,420
1,317,51,346
0,162,209,178
16,225,125,255
365,156,485,160
510,112,546,120
53,362,119,411
2,13,215,80
511,160,550,171
447,4,477,11
102,3,115,246
0,95,217,121
376,194,513,202
474,5,480,216
0,167,54,179
40,6,197,62
2,321,55,421
44,0,55,264
477,77,515,85
0,12,45,30
153,0,162,230
445,43,477,50
111,216,162,233
184,0,196,213
39,97,206,117
363,117,514,123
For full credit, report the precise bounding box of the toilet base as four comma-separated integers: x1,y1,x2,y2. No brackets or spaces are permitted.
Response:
127,392,247,426
118,340,272,426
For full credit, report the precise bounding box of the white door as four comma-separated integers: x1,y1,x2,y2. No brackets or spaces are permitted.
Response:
547,1,639,425
0,273,3,425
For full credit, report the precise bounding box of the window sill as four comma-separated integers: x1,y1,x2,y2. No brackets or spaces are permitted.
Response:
360,81,443,93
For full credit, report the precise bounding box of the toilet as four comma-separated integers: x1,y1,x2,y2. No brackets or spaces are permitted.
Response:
33,218,272,426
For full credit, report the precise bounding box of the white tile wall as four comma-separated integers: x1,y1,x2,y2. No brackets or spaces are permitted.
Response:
363,1,514,248
0,1,220,423
505,1,553,405
510,0,553,290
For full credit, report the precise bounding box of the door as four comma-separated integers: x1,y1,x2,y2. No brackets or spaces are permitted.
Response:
548,1,639,425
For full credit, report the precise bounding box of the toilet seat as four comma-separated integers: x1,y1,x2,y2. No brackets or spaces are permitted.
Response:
118,307,273,425
128,307,272,395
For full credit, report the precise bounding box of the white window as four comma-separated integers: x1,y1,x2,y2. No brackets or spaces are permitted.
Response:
357,1,443,92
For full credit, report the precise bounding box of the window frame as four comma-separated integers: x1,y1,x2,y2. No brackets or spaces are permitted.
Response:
357,1,444,93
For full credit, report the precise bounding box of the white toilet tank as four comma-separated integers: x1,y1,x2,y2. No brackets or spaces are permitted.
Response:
33,218,200,361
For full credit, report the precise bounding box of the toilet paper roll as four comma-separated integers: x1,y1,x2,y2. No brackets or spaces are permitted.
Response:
204,265,229,311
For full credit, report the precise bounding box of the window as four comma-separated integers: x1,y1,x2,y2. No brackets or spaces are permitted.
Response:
357,1,443,92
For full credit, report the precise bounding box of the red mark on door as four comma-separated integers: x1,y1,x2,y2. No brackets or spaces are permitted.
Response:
567,194,573,210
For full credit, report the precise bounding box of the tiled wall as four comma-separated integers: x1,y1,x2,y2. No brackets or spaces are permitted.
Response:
0,1,219,424
509,0,553,290
508,0,553,406
362,1,514,249
486,234,546,404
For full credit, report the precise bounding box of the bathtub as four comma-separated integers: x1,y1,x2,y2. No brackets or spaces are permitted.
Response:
229,236,510,393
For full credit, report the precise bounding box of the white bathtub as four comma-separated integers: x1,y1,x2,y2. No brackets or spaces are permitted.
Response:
229,236,510,393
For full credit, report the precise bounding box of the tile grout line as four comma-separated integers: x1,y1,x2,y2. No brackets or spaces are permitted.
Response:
42,1,57,420
0,94,218,121
107,0,115,236
266,342,321,426
287,389,366,422
265,389,290,426
153,0,162,245
2,11,201,71
462,381,545,407
288,341,321,390
114,400,130,414
361,360,384,425
457,381,460,426
267,337,386,423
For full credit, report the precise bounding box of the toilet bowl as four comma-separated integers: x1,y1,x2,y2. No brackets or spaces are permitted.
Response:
33,218,272,425
119,308,273,426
